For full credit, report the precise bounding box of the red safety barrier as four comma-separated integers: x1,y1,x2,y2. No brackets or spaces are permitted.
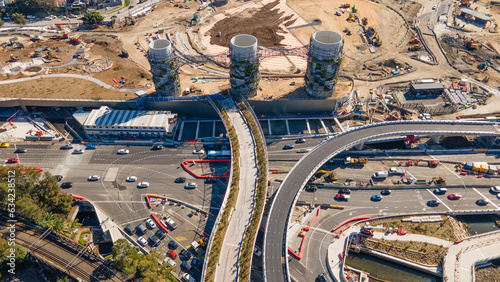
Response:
288,247,301,259
202,234,209,239
145,196,152,209
339,253,344,259
303,208,321,231
181,159,231,179
150,213,169,233
331,216,371,233
454,239,464,244
70,195,87,200
336,224,351,238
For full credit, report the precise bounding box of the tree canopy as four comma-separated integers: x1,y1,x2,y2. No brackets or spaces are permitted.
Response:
82,11,104,25
12,0,56,13
111,239,177,281
10,13,26,25
0,167,74,233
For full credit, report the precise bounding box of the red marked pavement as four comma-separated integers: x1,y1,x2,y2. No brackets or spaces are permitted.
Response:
181,159,230,179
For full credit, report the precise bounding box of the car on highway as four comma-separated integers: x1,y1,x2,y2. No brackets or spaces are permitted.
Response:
6,158,19,163
335,193,350,201
88,175,100,181
184,182,197,189
193,149,205,155
295,138,306,143
117,149,129,154
381,189,391,195
86,144,97,149
372,171,389,179
180,249,192,260
26,15,36,19
126,176,137,182
61,144,73,149
152,144,163,150
167,249,178,259
448,193,462,200
0,143,10,148
497,194,500,199
371,195,383,201
427,200,440,207
175,177,186,183
338,188,351,194
55,175,63,181
253,248,262,257
283,144,294,150
476,199,489,206
74,148,85,154
297,149,311,153
146,218,157,229
434,188,448,194
60,182,73,188
137,182,150,188
305,185,317,192
15,148,26,153
490,186,500,194
168,240,178,250
137,236,147,246
318,273,328,282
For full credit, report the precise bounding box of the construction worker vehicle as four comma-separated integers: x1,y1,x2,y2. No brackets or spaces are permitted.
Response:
344,157,368,165
409,38,421,44
432,177,446,185
362,17,368,25
314,170,338,181
347,13,356,22
428,160,440,167
408,45,423,52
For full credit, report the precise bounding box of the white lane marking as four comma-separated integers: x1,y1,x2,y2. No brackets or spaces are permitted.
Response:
472,187,500,210
426,189,452,212
427,153,461,178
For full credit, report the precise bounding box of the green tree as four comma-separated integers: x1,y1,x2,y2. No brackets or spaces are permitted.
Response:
0,19,4,27
11,13,26,25
82,11,104,25
13,0,56,13
0,237,28,275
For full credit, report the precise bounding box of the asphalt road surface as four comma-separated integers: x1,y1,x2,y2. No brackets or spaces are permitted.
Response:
263,121,500,282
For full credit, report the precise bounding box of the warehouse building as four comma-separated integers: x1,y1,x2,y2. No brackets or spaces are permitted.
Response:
409,82,444,97
73,106,178,138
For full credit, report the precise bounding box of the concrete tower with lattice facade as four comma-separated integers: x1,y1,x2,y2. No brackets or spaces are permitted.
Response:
229,35,260,98
305,31,344,98
148,39,180,96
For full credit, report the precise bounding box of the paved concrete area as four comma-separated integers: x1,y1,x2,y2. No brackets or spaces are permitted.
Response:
215,98,258,282
444,231,500,282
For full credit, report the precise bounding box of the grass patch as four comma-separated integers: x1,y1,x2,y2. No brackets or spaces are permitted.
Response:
368,216,457,241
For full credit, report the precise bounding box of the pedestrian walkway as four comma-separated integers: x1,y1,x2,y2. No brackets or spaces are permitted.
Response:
372,232,454,248
443,230,500,282
215,98,259,282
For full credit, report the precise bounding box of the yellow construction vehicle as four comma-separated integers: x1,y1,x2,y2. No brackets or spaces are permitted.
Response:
432,177,446,185
325,171,338,181
344,157,368,165
347,13,356,22
373,34,382,46
362,17,368,25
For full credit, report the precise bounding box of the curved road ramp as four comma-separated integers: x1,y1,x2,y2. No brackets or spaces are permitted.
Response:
263,120,500,282
214,98,259,281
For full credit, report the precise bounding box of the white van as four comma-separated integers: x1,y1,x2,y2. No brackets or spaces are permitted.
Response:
185,88,190,95
372,171,389,179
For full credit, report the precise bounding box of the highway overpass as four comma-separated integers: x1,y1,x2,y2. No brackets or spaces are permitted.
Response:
263,120,500,282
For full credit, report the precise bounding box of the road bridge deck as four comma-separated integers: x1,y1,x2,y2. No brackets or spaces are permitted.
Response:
264,120,500,282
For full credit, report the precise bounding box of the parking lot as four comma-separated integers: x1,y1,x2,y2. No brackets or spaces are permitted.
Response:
0,141,229,280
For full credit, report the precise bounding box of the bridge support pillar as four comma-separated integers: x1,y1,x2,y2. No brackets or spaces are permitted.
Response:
20,104,29,113
354,142,364,150
430,135,441,143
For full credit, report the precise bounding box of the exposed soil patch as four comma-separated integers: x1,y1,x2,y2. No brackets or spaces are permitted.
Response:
209,1,296,47
362,238,447,266
476,266,500,282
368,216,457,241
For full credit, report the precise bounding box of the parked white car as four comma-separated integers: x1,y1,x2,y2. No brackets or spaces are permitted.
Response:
137,182,149,188
146,218,156,229
117,149,129,154
74,148,84,154
137,236,147,246
193,149,205,155
126,176,137,182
